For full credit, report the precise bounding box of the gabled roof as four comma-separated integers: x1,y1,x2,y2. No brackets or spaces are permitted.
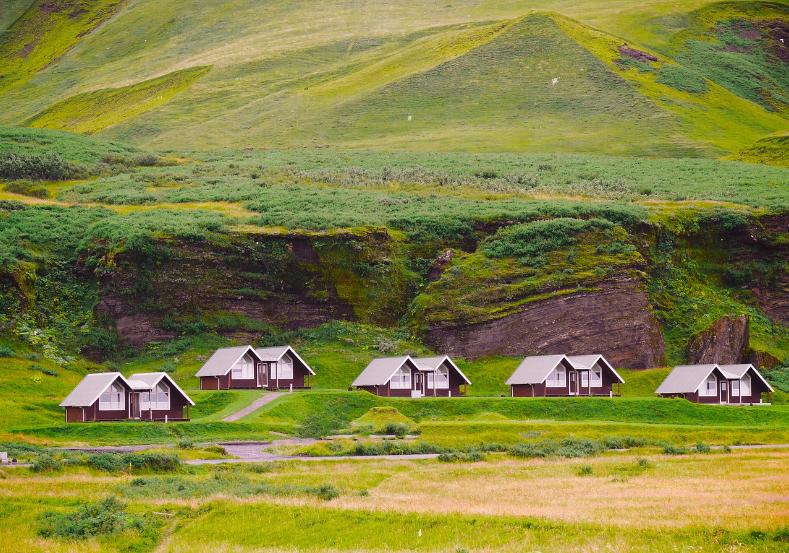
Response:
567,354,625,384
255,345,315,375
352,356,416,387
506,355,573,386
655,365,721,395
718,364,775,392
128,372,195,406
195,345,260,377
412,355,471,385
60,372,130,408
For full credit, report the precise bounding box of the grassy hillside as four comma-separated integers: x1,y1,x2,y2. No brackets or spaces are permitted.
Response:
0,1,787,155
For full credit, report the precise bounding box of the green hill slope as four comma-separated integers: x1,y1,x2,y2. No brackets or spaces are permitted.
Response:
0,1,787,155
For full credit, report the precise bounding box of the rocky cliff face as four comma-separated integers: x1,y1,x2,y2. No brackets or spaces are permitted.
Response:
425,277,666,369
687,314,750,365
89,229,416,346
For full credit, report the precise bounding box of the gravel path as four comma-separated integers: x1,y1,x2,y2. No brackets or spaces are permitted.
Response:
221,392,284,422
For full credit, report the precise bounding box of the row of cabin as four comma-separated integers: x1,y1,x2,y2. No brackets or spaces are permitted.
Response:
59,372,194,422
656,363,774,405
59,349,776,423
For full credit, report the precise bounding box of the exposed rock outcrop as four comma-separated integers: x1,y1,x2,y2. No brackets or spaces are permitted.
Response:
424,278,666,369
686,314,750,365
747,348,783,370
427,250,455,281
618,43,658,62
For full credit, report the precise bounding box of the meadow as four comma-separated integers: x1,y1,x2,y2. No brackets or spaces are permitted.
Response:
1,448,788,552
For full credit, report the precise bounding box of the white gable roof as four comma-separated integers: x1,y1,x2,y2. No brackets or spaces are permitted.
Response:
128,372,195,406
567,354,625,383
255,345,315,375
352,356,415,387
60,372,130,407
195,345,260,377
412,355,471,385
718,364,774,392
506,355,572,386
655,365,720,395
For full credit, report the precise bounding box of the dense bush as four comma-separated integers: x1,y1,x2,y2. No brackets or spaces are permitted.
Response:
28,363,59,377
4,179,49,198
0,345,16,357
87,452,180,472
37,497,149,539
382,422,411,437
0,151,87,181
438,451,486,462
481,218,613,260
32,454,62,473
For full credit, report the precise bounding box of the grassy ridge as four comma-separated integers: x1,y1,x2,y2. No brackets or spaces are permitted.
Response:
726,130,789,167
26,66,211,134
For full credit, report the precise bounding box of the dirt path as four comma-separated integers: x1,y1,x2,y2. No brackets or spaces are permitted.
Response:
221,392,284,422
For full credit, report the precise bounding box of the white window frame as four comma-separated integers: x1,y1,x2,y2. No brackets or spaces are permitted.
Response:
231,355,255,380
279,354,294,380
546,366,566,387
154,382,170,410
741,375,751,397
581,371,589,387
591,367,602,387
140,391,151,411
99,382,125,411
390,366,411,389
433,365,449,389
731,380,740,397
701,375,717,396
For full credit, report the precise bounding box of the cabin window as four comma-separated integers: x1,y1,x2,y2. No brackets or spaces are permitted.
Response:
99,382,125,410
432,365,449,389
232,354,255,380
140,383,170,410
581,371,589,387
701,375,717,396
279,354,294,380
591,367,602,387
741,375,751,396
731,380,740,397
390,366,411,389
546,366,566,387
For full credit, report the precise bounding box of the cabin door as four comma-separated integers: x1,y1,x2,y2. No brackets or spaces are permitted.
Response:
720,381,727,404
256,364,262,388
133,393,141,419
569,372,576,395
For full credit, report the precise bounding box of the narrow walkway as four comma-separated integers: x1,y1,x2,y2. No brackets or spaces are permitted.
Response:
222,392,284,422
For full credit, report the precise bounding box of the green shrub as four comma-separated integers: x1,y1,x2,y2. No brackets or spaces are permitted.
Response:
656,65,708,94
382,422,411,437
37,497,147,539
133,153,160,167
578,464,594,476
0,345,16,357
663,444,688,455
4,180,49,198
203,445,227,455
28,363,59,377
438,451,486,462
695,441,711,453
317,484,341,501
177,438,196,450
32,454,62,473
636,457,650,468
0,151,87,181
87,452,180,472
